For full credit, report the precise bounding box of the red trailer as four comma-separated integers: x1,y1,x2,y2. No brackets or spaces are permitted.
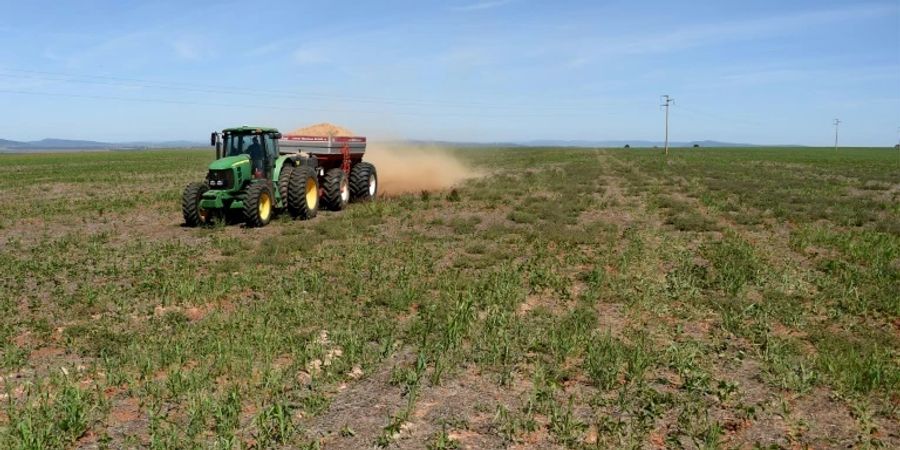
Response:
279,134,377,211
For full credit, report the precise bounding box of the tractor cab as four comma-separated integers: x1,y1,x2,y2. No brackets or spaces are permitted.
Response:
212,127,282,180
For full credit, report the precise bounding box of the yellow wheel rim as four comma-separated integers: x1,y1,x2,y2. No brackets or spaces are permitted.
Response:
305,178,318,209
198,207,209,222
340,179,350,204
259,191,271,220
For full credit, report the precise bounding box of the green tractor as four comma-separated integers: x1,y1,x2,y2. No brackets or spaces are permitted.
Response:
181,126,320,227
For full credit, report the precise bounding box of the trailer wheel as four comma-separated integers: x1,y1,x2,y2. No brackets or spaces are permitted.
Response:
288,167,319,220
278,163,295,208
350,162,377,202
323,168,350,211
243,182,274,227
182,182,210,227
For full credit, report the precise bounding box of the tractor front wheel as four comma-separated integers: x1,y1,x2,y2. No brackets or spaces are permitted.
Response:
182,182,210,227
288,166,319,220
350,162,377,202
243,182,274,227
323,168,350,211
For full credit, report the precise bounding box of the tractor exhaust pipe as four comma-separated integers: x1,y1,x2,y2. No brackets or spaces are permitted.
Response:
211,132,221,159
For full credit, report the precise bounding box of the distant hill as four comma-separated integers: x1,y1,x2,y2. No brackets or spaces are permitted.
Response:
29,138,121,149
0,138,126,150
408,139,782,148
0,138,205,151
122,140,207,148
0,139,25,148
520,139,767,148
2,136,805,152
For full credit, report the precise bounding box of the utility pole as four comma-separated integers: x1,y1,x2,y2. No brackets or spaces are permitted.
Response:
661,95,674,155
833,118,841,151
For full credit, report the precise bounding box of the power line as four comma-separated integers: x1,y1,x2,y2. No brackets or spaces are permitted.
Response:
0,68,606,113
0,88,609,119
676,105,766,128
660,95,674,155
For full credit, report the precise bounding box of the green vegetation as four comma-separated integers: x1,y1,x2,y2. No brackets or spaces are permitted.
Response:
0,147,897,448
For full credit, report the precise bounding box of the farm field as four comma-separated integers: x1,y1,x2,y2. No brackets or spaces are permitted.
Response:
0,147,897,449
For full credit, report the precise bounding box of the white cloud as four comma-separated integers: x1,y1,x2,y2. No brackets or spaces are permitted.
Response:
439,47,492,67
172,39,204,61
565,56,591,69
451,0,515,12
593,3,897,57
0,74,53,91
58,30,160,69
41,29,217,68
433,3,897,74
246,41,284,57
292,48,328,65
707,63,900,88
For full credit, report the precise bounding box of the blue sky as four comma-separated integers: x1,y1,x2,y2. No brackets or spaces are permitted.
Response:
0,0,897,145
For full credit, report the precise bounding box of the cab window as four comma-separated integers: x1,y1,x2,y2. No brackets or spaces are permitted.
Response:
264,134,277,159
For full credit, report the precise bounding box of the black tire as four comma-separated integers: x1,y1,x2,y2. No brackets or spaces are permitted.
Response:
288,166,319,220
243,182,274,227
278,163,295,208
322,168,350,211
182,182,210,227
349,162,377,202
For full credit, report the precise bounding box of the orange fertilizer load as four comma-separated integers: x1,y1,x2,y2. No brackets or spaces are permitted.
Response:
288,123,355,137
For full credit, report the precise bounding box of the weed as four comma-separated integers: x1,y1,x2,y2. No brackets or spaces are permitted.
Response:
702,232,760,296
427,426,461,450
0,146,897,448
254,402,294,446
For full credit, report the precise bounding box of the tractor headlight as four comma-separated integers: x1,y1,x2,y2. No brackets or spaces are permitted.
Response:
206,169,234,190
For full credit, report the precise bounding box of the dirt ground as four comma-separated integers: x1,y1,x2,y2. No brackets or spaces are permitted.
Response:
0,147,897,449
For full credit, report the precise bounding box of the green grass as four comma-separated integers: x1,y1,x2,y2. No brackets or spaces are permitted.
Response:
0,146,897,448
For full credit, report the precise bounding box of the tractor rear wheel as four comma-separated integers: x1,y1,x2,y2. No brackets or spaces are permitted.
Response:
288,167,319,220
350,162,377,202
322,168,350,211
278,163,295,208
182,182,210,227
243,182,274,227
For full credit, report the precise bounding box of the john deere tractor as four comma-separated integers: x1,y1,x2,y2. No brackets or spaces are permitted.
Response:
182,127,320,227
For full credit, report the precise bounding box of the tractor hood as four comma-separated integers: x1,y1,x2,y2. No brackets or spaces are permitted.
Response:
208,154,250,171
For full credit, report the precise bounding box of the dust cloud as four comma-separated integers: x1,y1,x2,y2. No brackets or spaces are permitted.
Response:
365,142,478,196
